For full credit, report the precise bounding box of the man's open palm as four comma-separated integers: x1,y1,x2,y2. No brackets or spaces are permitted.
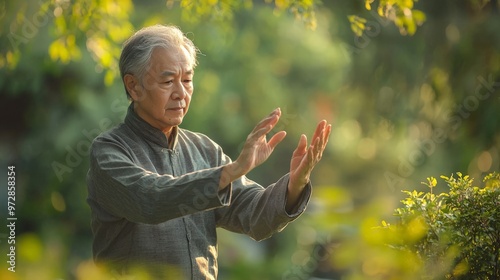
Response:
235,108,287,174
289,120,331,191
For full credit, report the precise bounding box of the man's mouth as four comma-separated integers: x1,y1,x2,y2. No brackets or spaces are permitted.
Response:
167,107,185,111
167,101,186,111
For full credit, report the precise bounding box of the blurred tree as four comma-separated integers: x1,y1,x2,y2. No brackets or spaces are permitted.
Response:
1,0,435,78
1,0,133,85
0,0,499,279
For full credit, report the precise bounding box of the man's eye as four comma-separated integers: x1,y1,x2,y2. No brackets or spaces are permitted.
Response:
164,80,173,84
183,80,192,83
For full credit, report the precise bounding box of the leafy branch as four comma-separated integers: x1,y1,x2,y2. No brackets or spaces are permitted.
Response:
384,172,500,278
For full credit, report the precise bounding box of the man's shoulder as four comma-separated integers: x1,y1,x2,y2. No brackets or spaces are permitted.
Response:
90,123,139,154
177,128,220,148
176,128,228,164
177,128,210,140
94,123,130,142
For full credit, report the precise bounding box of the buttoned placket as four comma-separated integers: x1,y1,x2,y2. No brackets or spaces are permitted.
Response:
165,147,195,279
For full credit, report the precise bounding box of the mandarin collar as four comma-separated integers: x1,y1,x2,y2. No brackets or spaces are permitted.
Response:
124,103,178,149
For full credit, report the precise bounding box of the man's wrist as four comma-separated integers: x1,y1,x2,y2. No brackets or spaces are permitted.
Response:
285,178,309,213
219,162,245,189
288,176,309,192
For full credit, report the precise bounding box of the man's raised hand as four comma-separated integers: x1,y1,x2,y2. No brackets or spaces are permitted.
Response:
286,120,331,211
219,108,287,188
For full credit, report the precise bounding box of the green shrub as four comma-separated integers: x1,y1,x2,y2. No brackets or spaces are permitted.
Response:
383,172,500,279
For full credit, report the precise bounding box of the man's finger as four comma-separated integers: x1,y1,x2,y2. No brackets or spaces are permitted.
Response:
268,131,287,149
322,124,332,149
314,122,330,151
317,127,325,151
325,124,332,139
293,134,308,156
306,143,315,169
312,120,327,141
248,125,272,141
314,136,321,161
252,108,281,133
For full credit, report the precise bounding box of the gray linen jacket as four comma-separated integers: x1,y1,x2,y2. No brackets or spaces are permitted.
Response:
86,105,311,279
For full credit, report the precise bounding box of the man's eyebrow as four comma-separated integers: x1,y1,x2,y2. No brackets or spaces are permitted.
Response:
160,70,194,76
160,71,176,77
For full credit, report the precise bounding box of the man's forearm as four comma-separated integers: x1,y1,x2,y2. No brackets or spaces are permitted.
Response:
219,162,246,190
285,181,308,213
220,161,310,212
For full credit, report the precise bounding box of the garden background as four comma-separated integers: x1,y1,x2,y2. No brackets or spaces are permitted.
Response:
0,0,499,279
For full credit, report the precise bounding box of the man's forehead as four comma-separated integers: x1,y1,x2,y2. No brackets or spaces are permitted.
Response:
153,46,192,61
160,69,194,76
149,47,195,75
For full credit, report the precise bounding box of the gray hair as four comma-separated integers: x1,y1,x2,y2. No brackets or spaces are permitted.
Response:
119,24,198,98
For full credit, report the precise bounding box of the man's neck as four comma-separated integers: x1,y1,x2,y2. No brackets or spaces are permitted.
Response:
166,126,177,149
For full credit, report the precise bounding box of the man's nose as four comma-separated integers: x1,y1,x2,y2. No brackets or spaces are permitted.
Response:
172,81,187,100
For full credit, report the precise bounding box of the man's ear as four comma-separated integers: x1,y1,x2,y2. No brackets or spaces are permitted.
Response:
124,74,143,101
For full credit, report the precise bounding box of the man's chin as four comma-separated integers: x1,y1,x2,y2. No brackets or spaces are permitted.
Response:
163,118,183,127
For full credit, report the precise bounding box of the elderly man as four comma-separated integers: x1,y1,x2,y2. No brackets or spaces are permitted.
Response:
86,24,331,279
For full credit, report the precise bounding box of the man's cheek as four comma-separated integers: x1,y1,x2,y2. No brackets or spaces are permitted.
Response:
142,75,157,91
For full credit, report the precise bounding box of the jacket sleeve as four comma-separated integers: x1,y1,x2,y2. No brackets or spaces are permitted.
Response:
214,155,312,241
86,137,232,225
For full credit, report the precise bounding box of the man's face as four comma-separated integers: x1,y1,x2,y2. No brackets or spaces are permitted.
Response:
127,46,194,135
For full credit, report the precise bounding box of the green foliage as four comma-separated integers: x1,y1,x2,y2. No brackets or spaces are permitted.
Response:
348,15,368,37
0,0,430,76
167,0,254,25
167,0,318,29
0,0,132,85
49,0,133,85
361,0,426,35
1,0,496,79
384,172,500,279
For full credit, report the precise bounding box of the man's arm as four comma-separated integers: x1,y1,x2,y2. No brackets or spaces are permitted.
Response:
215,172,311,241
217,108,331,212
87,139,231,224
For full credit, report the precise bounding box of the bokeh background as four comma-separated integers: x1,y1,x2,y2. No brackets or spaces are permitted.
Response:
0,0,499,279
